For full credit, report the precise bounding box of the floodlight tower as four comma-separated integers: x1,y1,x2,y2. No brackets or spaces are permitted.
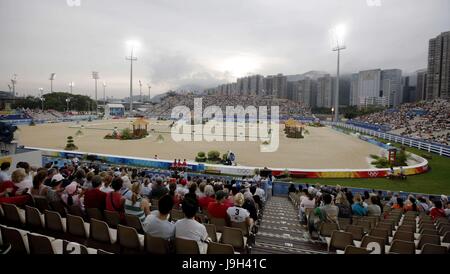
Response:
10,74,17,103
126,41,139,114
331,24,346,122
39,88,45,111
92,71,100,115
139,80,143,103
147,84,151,102
103,82,107,111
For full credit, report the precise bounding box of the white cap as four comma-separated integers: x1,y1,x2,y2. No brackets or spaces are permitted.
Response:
51,174,65,183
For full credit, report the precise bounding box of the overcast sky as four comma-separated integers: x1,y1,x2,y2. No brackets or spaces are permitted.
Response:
0,0,449,98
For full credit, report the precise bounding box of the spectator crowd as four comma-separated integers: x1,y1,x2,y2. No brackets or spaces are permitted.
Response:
288,183,450,240
354,99,450,145
0,159,271,253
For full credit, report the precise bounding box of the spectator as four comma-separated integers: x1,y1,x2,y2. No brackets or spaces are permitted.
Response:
404,196,418,212
335,192,352,218
417,197,430,213
207,190,230,219
152,177,169,199
184,182,198,202
175,197,208,254
16,162,33,183
143,194,175,240
391,197,404,210
83,171,95,189
62,181,83,209
352,194,368,216
100,174,114,193
243,194,258,221
31,170,48,197
169,182,180,208
73,169,86,186
198,185,215,211
367,196,382,217
226,193,253,227
140,177,151,198
124,182,151,222
0,162,11,183
319,193,339,224
254,182,266,203
11,168,32,195
288,183,296,193
84,175,107,210
105,177,125,220
197,182,206,199
300,192,316,223
430,200,446,221
46,174,65,203
445,202,450,217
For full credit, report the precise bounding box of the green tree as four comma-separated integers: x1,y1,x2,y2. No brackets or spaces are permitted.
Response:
13,92,97,112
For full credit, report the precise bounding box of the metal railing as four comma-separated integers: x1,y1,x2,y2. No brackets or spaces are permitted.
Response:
321,121,450,157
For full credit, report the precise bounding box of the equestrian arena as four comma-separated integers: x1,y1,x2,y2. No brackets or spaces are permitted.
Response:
16,118,383,170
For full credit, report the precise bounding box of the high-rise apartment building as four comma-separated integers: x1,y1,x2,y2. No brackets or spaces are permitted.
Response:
416,69,427,101
381,69,403,107
426,31,450,100
316,74,334,108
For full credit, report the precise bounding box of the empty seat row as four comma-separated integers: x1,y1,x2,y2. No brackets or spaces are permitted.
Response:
1,203,250,254
327,230,450,254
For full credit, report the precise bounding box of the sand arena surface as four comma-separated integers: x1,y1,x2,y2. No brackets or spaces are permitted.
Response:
16,119,381,169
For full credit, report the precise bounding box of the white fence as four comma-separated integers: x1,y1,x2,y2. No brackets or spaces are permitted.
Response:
322,121,450,157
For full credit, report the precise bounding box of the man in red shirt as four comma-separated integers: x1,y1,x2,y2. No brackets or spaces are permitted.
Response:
83,175,106,210
207,190,231,219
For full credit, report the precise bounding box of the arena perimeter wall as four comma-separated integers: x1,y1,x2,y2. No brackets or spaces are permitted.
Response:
25,146,428,179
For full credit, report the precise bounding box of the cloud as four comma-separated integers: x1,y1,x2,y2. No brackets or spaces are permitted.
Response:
147,51,231,91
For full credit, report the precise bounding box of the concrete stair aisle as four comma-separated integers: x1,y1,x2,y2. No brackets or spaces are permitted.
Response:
252,196,327,254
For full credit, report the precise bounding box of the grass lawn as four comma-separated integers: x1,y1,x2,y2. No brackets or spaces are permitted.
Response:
291,139,450,195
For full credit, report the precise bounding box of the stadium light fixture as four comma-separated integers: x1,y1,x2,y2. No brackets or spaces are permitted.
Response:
49,73,56,93
69,82,75,94
331,24,347,123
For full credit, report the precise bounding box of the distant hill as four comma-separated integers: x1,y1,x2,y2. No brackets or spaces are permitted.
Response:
286,70,329,82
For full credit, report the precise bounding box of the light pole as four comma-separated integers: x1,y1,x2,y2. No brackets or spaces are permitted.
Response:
331,25,346,122
66,98,71,112
92,72,99,115
69,82,75,94
39,88,45,111
10,74,17,104
49,73,56,93
40,97,45,111
147,84,151,102
126,41,139,114
103,82,107,112
139,80,143,103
